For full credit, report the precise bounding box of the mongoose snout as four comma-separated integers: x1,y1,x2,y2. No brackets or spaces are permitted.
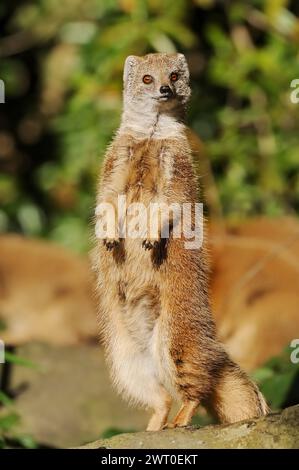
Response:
159,85,174,99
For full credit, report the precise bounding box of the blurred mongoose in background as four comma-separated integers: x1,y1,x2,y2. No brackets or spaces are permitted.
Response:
95,53,268,431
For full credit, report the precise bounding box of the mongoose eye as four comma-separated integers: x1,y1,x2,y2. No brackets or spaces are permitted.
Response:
142,75,153,84
170,72,179,82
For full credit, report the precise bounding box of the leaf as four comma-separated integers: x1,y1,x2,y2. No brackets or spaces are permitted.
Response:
101,427,135,439
4,351,38,369
147,31,176,53
155,18,197,47
259,371,297,409
252,346,299,409
0,391,13,407
14,435,37,449
251,366,274,383
0,413,20,432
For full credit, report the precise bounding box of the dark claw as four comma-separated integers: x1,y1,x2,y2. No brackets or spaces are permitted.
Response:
103,239,119,251
142,240,159,250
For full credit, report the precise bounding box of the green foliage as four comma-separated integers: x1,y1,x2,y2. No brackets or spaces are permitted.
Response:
191,411,215,426
0,355,37,448
4,351,38,369
0,403,37,449
252,345,299,410
1,0,298,251
0,411,20,433
205,16,299,217
101,427,136,439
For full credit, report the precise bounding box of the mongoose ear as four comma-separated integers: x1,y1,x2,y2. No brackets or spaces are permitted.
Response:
177,53,190,80
123,55,139,83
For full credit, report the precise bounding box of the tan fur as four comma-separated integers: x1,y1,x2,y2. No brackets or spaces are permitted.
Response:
210,217,299,370
0,235,97,345
168,400,200,428
95,53,268,430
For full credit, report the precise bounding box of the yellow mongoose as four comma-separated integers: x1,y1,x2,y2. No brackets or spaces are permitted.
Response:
95,53,268,431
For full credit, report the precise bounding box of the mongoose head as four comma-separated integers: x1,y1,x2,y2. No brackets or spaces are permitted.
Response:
123,53,191,113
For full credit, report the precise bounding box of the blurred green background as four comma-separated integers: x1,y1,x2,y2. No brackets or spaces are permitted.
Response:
1,0,299,253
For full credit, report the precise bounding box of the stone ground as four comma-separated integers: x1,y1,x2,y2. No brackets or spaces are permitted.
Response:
78,405,299,449
6,343,148,448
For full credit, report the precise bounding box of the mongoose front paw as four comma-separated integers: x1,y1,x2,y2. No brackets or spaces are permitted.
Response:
103,239,120,251
142,239,159,250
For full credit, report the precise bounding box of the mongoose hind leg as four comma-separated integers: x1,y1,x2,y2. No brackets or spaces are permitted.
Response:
146,389,172,432
165,400,199,429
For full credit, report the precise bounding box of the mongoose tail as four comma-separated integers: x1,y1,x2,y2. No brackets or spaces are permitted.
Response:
164,358,269,429
206,359,269,424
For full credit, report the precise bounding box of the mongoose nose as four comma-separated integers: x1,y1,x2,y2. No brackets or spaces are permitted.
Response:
160,85,173,96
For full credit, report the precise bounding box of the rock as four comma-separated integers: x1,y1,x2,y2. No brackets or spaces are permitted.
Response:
77,405,299,449
8,343,148,448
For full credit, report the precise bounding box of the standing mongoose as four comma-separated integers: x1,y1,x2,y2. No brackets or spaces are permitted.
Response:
95,53,268,431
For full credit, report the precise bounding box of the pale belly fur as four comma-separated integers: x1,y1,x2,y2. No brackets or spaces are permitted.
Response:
100,238,176,409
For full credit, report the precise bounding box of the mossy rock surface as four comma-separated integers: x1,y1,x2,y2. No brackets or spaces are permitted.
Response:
77,405,299,449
